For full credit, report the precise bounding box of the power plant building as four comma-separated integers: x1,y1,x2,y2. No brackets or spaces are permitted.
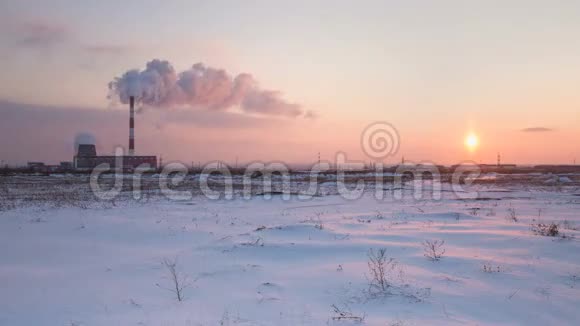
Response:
74,96,157,171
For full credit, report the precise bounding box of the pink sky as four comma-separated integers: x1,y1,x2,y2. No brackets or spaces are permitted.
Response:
0,1,579,165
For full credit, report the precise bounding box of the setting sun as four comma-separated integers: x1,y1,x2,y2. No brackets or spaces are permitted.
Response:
465,133,479,152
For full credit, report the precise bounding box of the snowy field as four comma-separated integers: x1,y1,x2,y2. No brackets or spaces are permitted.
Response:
1,179,580,325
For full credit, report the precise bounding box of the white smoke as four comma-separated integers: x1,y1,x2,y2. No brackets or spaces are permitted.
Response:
73,132,96,151
109,59,303,117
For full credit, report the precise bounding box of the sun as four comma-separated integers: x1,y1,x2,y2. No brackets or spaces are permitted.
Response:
464,133,479,152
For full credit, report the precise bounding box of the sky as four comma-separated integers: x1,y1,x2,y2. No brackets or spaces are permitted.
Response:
1,0,579,166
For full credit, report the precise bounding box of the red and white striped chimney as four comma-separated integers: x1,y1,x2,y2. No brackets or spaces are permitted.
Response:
129,96,135,156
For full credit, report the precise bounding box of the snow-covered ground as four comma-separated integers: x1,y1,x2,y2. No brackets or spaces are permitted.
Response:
1,185,579,325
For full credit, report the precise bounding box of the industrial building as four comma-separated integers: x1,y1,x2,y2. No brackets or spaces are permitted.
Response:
26,161,74,173
74,96,157,171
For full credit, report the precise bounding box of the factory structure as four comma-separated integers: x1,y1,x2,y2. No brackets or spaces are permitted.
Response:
73,96,157,171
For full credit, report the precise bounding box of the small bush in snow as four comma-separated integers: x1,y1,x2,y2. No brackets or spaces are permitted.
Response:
531,222,559,237
330,304,365,323
482,262,503,273
566,273,579,288
219,310,230,326
158,257,191,302
468,207,479,216
367,248,397,293
506,208,518,222
303,212,324,230
314,218,324,230
241,237,264,247
387,320,408,326
422,240,446,261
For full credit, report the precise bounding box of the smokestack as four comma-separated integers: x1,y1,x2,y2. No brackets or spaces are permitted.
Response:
129,96,135,156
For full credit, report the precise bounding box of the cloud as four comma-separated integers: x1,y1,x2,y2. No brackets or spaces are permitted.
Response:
6,18,132,57
109,59,305,117
304,110,319,120
521,127,554,133
13,21,70,47
83,44,133,55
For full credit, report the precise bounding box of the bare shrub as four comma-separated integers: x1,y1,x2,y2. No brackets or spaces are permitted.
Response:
219,310,230,326
330,304,365,323
241,237,264,247
506,208,518,222
566,273,579,288
159,257,191,302
313,211,325,229
468,207,479,216
367,248,397,293
482,262,503,273
531,222,559,237
302,212,325,229
363,249,430,302
387,319,408,326
255,225,267,231
219,309,246,325
422,240,446,261
314,218,324,230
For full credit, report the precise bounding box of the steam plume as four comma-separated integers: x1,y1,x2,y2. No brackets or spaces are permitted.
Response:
73,132,96,151
109,59,303,117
